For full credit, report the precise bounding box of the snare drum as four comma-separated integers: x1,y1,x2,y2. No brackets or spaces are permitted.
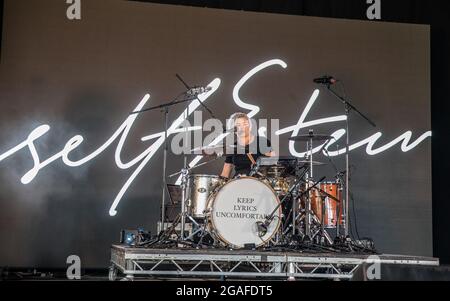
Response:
256,163,294,196
267,176,295,196
206,177,281,248
258,165,286,178
186,175,224,219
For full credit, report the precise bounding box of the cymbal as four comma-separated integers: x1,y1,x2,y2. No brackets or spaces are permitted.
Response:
190,144,236,156
297,160,327,166
289,134,333,142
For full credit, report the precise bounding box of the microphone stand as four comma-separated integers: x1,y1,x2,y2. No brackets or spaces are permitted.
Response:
175,73,225,239
131,93,196,233
176,73,217,120
131,73,213,234
175,73,225,240
324,82,377,238
131,74,217,238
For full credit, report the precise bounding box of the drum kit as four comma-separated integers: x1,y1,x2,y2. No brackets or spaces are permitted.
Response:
164,131,349,249
129,74,377,252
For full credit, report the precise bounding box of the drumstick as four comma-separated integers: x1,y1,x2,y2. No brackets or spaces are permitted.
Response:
246,153,256,165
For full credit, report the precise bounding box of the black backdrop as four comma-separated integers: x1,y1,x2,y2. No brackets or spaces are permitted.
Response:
135,0,450,267
0,0,447,267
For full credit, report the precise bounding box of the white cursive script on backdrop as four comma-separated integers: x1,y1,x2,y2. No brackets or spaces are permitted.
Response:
0,59,431,216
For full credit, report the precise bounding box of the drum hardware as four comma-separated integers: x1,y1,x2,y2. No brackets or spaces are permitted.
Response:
185,214,203,239
287,129,337,245
170,146,232,235
168,155,225,179
179,167,189,240
131,96,190,232
167,147,233,246
253,156,311,239
304,130,329,239
316,79,377,238
256,158,310,236
256,174,324,238
169,157,220,241
190,211,216,248
129,72,216,232
279,180,343,245
295,204,334,245
168,155,225,241
289,134,334,142
251,156,311,197
254,156,310,174
333,172,345,236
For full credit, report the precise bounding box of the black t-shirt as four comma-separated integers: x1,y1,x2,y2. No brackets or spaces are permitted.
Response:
225,136,272,176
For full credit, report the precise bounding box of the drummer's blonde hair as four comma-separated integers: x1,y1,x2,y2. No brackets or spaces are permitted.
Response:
227,112,252,130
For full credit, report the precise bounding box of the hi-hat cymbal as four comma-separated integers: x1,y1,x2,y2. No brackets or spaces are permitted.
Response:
190,144,236,156
289,134,333,142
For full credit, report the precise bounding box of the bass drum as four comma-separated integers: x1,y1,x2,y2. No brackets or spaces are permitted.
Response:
206,177,281,248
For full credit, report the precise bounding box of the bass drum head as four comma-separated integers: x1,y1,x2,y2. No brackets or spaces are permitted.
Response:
208,177,281,248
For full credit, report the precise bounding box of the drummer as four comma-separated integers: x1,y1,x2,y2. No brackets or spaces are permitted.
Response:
220,112,276,179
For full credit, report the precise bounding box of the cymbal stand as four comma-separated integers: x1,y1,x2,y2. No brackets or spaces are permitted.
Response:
168,155,224,243
295,132,334,244
179,167,189,240
178,168,207,243
131,92,197,232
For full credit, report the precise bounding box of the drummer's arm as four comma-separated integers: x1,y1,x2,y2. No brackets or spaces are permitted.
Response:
221,163,233,179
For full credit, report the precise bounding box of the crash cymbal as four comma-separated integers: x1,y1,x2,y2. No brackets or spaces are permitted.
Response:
289,134,333,142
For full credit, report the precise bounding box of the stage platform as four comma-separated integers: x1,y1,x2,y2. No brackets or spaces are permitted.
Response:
109,245,439,281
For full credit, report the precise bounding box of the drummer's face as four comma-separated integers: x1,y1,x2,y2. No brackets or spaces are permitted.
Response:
235,117,250,137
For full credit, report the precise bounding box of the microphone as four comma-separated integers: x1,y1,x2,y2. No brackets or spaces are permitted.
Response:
255,221,268,237
313,75,337,85
186,86,212,96
336,170,347,179
256,215,274,237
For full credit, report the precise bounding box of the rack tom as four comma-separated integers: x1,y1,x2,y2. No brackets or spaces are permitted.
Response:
186,175,224,219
